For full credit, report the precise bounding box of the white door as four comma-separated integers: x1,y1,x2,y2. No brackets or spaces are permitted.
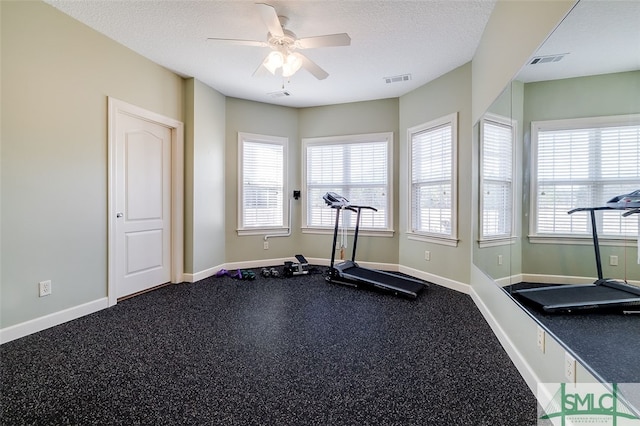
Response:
115,112,172,299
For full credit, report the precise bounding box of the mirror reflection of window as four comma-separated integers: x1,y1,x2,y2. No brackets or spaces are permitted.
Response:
531,115,640,239
480,113,517,246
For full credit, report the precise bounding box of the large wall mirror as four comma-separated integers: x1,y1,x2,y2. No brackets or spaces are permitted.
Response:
473,0,640,383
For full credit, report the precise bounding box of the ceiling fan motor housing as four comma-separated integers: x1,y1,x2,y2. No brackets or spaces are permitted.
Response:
268,29,298,51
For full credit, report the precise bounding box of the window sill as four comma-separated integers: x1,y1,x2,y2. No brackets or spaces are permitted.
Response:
237,227,289,237
407,233,459,247
528,234,637,246
301,227,395,238
478,236,517,248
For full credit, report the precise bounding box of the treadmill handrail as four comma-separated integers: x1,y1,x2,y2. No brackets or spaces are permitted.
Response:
567,207,606,280
567,206,612,214
327,203,377,212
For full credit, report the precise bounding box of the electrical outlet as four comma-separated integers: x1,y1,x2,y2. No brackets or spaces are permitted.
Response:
263,241,269,250
39,280,52,297
424,250,431,261
537,326,546,353
565,352,576,383
609,255,618,266
498,255,503,265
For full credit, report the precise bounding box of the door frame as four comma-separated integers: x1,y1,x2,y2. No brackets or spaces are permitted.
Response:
107,97,184,307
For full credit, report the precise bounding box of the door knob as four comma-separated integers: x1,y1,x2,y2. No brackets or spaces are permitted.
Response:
116,212,123,218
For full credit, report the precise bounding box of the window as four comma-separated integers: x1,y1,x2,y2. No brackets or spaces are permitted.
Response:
531,114,640,240
480,113,516,245
238,132,287,234
303,132,392,232
408,113,458,245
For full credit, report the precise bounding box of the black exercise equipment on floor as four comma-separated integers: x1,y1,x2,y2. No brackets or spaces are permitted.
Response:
512,191,640,313
323,192,426,299
283,254,310,277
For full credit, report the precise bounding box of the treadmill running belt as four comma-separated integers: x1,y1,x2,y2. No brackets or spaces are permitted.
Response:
341,266,424,296
514,285,640,312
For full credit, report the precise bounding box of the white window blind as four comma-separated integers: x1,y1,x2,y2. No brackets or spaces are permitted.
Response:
409,113,458,241
481,114,515,240
239,133,286,230
303,133,392,230
532,115,640,238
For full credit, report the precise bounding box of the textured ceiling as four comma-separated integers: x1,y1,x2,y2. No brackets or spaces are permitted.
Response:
516,0,640,83
44,0,496,107
43,0,639,108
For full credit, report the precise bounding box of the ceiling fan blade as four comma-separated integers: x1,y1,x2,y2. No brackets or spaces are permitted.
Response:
255,3,284,38
297,53,329,80
295,33,351,49
206,38,268,47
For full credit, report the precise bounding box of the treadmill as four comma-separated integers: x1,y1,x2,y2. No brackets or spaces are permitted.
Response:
323,192,426,299
512,190,640,313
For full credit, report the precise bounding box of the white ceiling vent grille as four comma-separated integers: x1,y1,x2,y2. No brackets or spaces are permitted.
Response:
384,74,411,84
529,54,567,65
268,90,291,98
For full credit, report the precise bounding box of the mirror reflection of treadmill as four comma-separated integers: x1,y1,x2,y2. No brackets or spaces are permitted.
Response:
512,190,640,313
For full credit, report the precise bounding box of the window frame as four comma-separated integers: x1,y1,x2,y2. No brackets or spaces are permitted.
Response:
407,112,458,246
529,113,640,245
479,112,517,247
237,132,288,235
301,132,394,236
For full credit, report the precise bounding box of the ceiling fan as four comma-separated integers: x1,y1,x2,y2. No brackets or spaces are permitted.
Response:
207,3,351,80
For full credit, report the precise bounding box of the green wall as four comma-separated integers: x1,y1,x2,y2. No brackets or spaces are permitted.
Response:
223,97,400,265
1,1,184,328
521,71,640,281
471,0,575,123
398,63,473,285
473,81,525,282
298,99,400,264
224,98,300,263
184,79,227,275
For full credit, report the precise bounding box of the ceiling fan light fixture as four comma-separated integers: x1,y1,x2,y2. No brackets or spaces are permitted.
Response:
282,53,302,77
209,3,349,82
264,51,284,74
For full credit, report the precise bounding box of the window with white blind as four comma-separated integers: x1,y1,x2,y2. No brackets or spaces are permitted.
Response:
480,113,516,245
302,132,392,232
531,114,640,241
238,132,287,234
408,113,458,245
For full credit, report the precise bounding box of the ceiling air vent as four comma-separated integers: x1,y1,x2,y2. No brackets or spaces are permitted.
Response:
384,74,411,84
268,90,291,98
529,54,567,65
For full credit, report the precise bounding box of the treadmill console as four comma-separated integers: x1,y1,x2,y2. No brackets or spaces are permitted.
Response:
606,189,640,209
323,192,349,207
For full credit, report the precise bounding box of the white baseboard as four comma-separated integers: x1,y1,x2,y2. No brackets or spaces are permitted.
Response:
398,264,470,294
0,297,109,345
492,272,640,288
183,265,224,283
183,257,306,283
518,273,640,287
494,274,523,287
186,258,471,295
470,287,540,395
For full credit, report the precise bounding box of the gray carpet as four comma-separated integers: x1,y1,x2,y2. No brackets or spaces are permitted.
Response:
1,268,537,425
